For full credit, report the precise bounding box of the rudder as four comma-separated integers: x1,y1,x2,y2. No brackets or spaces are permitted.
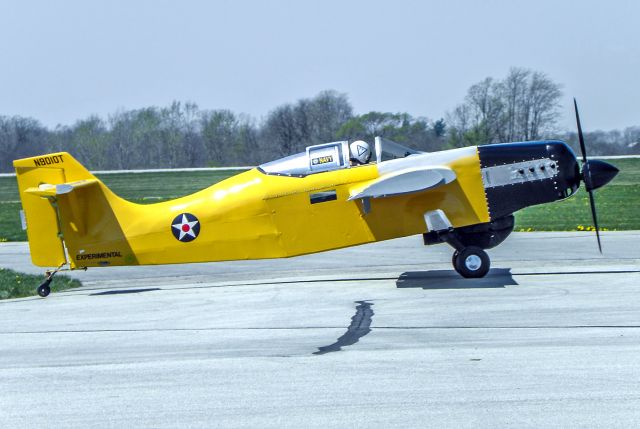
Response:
14,153,99,267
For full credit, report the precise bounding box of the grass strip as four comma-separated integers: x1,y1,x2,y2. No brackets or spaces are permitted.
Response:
0,268,81,299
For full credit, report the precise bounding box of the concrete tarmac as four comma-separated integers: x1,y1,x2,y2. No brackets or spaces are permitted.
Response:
1,232,640,428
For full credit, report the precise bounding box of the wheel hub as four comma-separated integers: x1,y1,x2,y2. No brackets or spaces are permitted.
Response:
464,254,482,271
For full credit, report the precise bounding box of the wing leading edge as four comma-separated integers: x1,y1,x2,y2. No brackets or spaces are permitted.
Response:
24,179,100,197
348,166,456,200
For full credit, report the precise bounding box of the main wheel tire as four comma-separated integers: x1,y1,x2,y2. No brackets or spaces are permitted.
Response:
37,281,51,298
454,246,490,278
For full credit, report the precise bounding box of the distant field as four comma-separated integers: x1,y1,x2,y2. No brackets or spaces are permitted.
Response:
0,158,638,242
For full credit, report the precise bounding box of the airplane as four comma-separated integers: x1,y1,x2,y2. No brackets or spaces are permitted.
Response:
13,101,619,297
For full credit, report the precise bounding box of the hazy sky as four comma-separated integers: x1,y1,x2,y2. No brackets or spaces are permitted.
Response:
1,0,638,131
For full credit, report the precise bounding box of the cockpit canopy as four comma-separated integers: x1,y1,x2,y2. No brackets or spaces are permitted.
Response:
259,136,422,177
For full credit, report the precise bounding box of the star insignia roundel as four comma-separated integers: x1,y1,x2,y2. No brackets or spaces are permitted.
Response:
171,213,200,242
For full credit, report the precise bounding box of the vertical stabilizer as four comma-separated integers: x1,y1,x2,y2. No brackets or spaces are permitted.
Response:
14,153,97,267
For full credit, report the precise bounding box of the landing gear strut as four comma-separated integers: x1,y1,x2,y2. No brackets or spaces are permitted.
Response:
423,211,503,279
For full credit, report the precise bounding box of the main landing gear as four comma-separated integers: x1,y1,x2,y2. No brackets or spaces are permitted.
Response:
423,212,515,279
451,246,490,278
426,228,491,278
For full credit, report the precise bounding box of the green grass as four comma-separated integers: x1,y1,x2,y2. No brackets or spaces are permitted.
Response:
514,158,640,231
0,201,24,241
0,159,638,242
0,267,82,299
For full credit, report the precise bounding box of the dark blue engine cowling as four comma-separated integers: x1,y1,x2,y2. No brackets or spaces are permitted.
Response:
424,139,618,250
478,140,581,220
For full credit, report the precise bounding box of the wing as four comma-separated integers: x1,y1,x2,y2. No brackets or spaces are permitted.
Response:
348,167,456,200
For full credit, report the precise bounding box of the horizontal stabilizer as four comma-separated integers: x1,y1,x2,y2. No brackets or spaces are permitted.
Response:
348,167,456,200
25,179,99,197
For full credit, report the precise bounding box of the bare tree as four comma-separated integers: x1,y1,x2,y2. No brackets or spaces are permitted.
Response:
526,71,562,140
499,68,530,141
0,116,48,171
261,90,353,157
447,68,562,146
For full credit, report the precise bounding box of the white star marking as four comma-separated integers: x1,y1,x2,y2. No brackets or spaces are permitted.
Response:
172,214,199,241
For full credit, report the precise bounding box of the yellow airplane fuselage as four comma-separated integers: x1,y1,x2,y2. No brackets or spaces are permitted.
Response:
14,147,489,269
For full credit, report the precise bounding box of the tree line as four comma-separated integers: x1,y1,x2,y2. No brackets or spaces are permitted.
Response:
1,69,638,172
446,67,640,156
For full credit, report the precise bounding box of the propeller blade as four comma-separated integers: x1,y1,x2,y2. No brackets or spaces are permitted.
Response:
587,189,602,254
574,98,588,164
574,98,602,253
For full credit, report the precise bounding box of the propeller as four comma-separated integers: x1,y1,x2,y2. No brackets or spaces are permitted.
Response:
573,98,613,254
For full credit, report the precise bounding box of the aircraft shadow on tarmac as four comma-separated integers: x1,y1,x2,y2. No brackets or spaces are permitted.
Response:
396,268,517,290
90,288,161,296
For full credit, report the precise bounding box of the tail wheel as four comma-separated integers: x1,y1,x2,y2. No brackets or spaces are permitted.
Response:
37,280,51,297
35,266,63,298
453,246,490,278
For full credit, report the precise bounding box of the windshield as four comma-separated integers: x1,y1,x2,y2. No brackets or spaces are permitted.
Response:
258,137,422,177
374,137,422,162
259,152,309,176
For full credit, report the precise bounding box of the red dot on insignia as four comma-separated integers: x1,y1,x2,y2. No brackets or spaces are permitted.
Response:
182,224,190,232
